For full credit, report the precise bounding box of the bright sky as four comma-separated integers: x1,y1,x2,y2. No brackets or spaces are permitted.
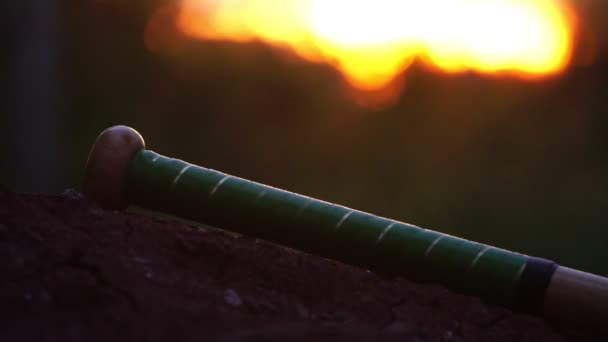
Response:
176,0,575,95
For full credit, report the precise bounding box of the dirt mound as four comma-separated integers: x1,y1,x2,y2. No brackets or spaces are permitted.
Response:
0,191,586,341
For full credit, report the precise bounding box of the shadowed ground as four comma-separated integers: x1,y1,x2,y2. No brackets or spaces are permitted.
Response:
0,191,594,341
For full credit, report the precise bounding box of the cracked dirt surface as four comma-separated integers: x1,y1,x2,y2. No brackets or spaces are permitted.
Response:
0,191,592,341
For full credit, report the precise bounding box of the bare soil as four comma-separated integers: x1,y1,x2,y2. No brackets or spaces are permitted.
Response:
0,191,592,341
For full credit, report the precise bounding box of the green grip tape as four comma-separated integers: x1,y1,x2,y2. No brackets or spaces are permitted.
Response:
127,149,528,299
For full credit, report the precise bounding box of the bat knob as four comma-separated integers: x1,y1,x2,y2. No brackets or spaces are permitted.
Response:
83,125,145,210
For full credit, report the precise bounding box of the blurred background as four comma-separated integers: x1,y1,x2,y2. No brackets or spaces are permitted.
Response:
2,0,607,276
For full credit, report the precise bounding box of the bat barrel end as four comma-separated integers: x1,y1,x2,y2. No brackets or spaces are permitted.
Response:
544,266,608,333
82,125,145,210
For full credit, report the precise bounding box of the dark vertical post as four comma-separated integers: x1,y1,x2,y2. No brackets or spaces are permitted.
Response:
4,1,65,191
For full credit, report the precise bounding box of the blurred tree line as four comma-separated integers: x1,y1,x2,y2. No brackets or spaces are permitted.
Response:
2,0,607,275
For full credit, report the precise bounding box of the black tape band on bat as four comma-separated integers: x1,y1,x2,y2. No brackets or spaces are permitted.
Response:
517,257,558,312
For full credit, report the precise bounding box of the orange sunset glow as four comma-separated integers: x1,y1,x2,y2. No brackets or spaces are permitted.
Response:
176,0,576,94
